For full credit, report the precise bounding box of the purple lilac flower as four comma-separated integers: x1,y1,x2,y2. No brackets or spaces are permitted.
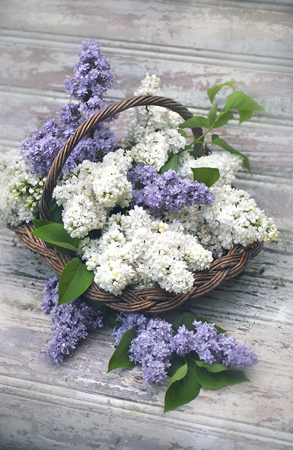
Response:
42,276,104,365
112,312,149,347
59,101,84,138
129,318,174,385
62,128,118,173
20,40,117,176
169,324,197,356
112,314,174,385
218,335,258,370
64,40,114,102
128,164,215,215
20,119,66,175
171,320,258,370
42,275,59,313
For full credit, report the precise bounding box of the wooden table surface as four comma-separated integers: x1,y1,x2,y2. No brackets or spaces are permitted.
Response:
0,1,292,449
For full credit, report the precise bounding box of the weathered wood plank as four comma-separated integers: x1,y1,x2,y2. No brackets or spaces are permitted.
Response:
1,0,292,58
1,377,292,450
0,34,292,119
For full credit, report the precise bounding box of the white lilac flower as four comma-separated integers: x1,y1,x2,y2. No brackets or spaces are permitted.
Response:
54,149,133,238
80,206,213,295
126,73,186,170
178,151,243,186
162,184,278,257
0,150,45,226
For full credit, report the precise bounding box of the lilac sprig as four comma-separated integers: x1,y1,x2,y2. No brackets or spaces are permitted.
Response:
112,312,149,347
20,119,66,175
129,318,174,384
171,320,258,370
42,276,104,365
64,39,114,102
112,314,173,384
128,163,215,215
20,40,118,176
112,313,258,385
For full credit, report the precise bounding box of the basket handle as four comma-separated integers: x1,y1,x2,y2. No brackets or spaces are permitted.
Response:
39,95,202,221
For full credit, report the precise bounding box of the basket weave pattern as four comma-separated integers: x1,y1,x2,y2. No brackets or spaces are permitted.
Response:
9,96,263,313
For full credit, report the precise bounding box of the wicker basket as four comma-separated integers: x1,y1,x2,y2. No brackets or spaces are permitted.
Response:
9,95,263,313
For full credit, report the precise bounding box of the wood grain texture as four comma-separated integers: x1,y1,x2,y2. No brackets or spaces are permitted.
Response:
0,0,292,448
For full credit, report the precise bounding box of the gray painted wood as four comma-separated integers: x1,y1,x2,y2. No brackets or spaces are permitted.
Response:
0,1,292,449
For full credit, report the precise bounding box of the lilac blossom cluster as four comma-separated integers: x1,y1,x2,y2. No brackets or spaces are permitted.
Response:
42,276,104,365
128,163,215,215
171,321,258,370
113,313,258,385
20,40,117,176
112,313,173,384
64,39,115,102
112,313,149,346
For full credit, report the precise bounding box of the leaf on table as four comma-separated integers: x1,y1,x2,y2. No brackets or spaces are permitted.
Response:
193,363,250,389
108,329,136,372
164,362,201,413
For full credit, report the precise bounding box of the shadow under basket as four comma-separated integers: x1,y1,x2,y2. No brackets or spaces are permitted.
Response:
8,95,263,313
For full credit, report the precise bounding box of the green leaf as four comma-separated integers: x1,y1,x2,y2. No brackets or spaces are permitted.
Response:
31,220,69,255
32,219,55,229
123,139,136,150
179,314,227,334
211,134,251,174
189,144,204,160
160,153,178,173
179,115,209,129
238,109,254,125
51,204,63,224
195,361,230,373
167,361,188,387
30,223,80,252
207,102,218,127
58,258,94,305
225,91,264,114
106,308,121,329
47,244,69,256
164,363,201,413
168,354,186,378
213,112,234,128
178,128,188,138
191,167,220,188
50,199,57,212
107,329,136,372
193,363,250,390
207,81,236,103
